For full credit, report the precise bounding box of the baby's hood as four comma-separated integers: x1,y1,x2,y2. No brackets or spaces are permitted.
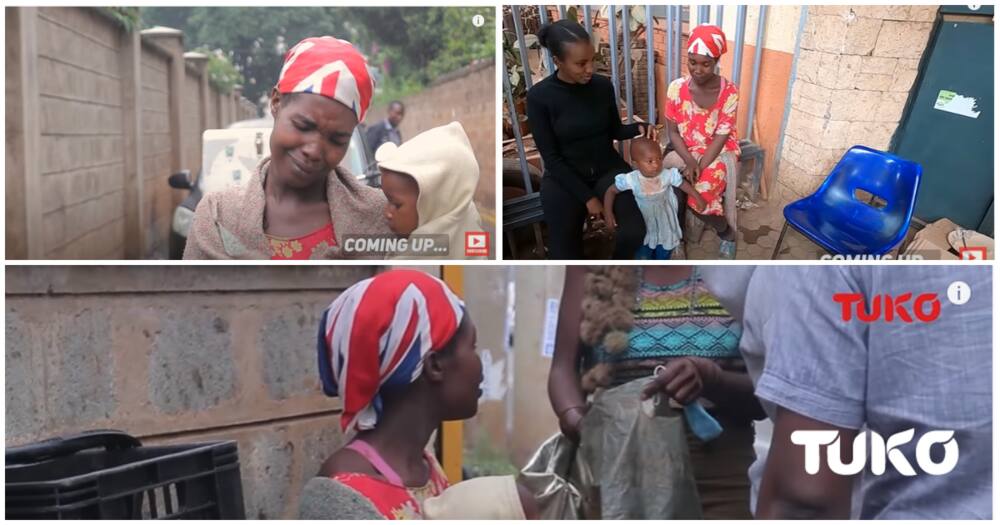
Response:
375,121,479,229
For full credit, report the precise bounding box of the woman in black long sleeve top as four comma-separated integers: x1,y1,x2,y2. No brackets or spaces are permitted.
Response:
527,20,653,259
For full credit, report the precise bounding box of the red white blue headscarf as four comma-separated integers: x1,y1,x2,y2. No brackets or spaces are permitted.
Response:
687,25,728,59
277,36,375,122
317,270,465,432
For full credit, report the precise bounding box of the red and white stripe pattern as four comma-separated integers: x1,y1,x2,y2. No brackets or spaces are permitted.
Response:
319,270,464,432
687,24,728,59
277,36,375,122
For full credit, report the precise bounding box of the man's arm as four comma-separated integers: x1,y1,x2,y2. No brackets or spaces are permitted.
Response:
750,267,869,518
755,407,857,519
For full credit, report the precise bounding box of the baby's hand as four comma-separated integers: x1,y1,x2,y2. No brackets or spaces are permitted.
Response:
604,212,618,232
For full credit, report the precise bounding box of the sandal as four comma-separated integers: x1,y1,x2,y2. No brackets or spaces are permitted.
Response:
719,239,736,259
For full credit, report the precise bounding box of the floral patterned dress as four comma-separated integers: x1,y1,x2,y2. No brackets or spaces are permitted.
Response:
331,451,450,519
266,222,336,259
664,77,741,216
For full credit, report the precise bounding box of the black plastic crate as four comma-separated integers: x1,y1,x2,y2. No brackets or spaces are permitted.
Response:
6,430,246,519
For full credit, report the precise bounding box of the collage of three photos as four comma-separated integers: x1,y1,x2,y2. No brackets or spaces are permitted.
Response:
4,3,995,521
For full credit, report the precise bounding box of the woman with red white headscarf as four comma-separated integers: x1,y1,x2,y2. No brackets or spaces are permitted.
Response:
184,37,390,259
665,25,741,259
310,269,483,519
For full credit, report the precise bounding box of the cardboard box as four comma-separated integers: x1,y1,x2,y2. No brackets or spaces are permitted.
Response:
904,218,962,260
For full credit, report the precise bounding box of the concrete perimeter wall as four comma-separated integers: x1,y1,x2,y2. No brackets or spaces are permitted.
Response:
6,7,257,260
5,266,380,519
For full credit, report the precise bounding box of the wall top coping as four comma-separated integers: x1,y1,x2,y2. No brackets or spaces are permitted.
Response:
141,26,183,38
428,58,493,88
140,29,179,60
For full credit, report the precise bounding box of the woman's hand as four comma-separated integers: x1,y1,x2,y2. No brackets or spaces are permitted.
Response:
642,123,660,142
585,197,604,217
683,158,700,183
692,194,707,213
640,357,721,405
558,405,589,443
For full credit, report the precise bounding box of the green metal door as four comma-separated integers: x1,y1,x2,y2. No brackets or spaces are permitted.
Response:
892,6,994,233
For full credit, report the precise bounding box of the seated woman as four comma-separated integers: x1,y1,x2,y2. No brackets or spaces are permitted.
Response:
307,269,481,519
664,25,741,259
526,19,657,260
184,37,388,259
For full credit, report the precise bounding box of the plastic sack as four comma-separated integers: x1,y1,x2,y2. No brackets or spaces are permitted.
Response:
518,433,598,519
578,378,702,519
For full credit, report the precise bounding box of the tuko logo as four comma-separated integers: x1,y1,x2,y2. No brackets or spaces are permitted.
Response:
833,293,941,323
791,429,959,476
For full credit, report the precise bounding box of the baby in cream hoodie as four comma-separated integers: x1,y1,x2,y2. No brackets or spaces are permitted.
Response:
376,121,487,259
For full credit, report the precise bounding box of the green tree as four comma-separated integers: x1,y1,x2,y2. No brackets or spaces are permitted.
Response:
143,7,354,104
341,7,494,106
198,48,244,93
426,7,495,79
140,6,191,33
141,7,493,108
343,8,493,84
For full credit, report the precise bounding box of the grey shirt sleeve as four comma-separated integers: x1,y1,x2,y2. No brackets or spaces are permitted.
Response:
753,267,870,430
700,266,757,323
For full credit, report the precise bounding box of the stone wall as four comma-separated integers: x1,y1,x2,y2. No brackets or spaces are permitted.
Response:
5,7,257,259
5,266,380,519
777,5,937,197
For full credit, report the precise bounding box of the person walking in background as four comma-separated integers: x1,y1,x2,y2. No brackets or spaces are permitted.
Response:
366,100,405,155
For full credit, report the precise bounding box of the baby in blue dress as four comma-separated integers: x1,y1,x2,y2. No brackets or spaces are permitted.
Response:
604,138,706,260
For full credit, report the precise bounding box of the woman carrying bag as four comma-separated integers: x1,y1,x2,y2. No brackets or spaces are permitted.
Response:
547,266,764,518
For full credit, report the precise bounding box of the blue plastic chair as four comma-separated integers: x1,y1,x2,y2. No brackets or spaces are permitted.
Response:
772,146,922,258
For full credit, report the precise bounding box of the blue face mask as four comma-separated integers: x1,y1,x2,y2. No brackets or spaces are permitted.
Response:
684,402,724,442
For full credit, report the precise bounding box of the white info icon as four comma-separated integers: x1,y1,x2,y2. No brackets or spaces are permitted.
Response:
947,281,971,305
